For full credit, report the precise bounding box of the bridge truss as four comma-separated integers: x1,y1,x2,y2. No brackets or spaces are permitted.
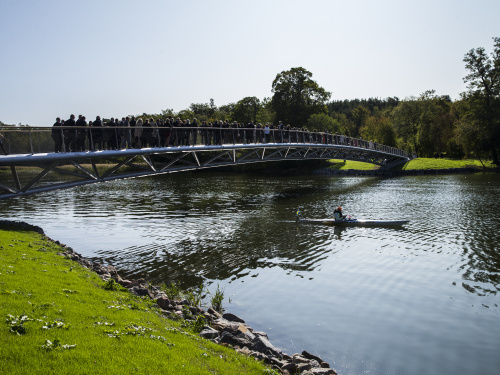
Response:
0,143,408,199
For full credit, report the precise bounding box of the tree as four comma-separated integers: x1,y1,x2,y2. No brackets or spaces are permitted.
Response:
217,103,235,121
351,105,370,134
232,96,261,124
360,116,396,146
416,97,453,157
306,113,341,133
391,90,452,156
189,103,212,118
271,67,331,127
463,37,500,105
257,97,275,125
177,109,195,120
391,96,421,153
459,37,500,164
161,108,175,117
209,98,217,117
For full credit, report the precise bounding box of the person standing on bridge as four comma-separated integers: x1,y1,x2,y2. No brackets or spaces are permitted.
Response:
278,121,284,143
63,114,76,152
119,117,130,149
133,118,143,148
264,123,271,143
75,115,87,151
0,133,7,155
90,116,103,151
129,116,137,147
191,118,199,145
113,118,121,149
51,117,63,153
247,122,255,144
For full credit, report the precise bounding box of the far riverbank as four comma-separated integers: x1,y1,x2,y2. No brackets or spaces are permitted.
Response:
317,158,498,176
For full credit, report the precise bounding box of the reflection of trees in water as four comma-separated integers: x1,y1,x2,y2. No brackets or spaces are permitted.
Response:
92,183,350,289
461,242,500,297
129,221,338,289
86,174,384,289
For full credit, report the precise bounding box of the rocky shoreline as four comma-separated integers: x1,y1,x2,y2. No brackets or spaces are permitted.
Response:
1,220,338,375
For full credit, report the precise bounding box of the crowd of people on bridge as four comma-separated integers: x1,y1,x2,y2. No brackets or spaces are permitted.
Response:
50,114,405,157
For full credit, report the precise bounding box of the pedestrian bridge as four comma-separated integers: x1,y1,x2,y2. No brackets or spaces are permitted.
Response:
0,126,409,199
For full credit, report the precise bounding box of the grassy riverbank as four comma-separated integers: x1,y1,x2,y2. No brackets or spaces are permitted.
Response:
328,158,496,171
396,158,495,170
0,225,273,375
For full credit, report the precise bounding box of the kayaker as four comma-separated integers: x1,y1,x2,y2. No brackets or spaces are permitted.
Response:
296,210,302,221
333,206,346,222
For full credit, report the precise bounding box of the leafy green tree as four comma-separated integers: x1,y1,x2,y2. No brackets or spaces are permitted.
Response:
458,37,500,164
189,103,212,118
360,116,396,146
416,91,454,157
330,112,355,135
306,113,341,133
209,98,217,117
328,97,399,118
351,105,370,134
217,103,235,121
391,90,452,156
256,97,275,125
271,67,331,127
391,96,421,153
453,96,494,164
177,109,195,120
232,96,261,124
161,108,174,115
463,37,500,105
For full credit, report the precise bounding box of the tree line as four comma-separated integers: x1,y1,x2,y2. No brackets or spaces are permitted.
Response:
2,38,498,165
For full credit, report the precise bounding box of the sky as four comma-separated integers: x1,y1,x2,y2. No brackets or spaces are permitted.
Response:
1,0,499,127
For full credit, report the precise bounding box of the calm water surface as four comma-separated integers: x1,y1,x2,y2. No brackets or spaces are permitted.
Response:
2,171,500,375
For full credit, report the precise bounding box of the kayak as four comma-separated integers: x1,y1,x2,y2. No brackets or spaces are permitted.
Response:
297,218,409,227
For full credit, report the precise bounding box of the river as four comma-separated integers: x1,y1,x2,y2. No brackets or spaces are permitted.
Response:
2,171,499,375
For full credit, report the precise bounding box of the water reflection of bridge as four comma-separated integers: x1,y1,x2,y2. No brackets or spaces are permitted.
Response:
0,126,409,199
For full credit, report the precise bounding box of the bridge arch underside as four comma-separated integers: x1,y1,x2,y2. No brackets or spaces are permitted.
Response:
0,144,408,199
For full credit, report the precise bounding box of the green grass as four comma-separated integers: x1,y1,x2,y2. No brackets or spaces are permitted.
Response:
327,159,380,170
396,158,495,170
0,227,274,375
327,158,496,171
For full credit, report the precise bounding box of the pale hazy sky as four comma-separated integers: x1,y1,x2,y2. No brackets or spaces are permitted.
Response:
1,0,499,126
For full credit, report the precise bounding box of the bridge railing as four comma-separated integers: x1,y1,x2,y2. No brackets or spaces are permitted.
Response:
0,126,408,158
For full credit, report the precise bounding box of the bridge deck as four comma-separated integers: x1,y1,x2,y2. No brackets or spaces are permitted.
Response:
0,127,409,199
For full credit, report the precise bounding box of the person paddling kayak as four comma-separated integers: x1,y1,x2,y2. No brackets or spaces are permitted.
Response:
333,206,347,222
